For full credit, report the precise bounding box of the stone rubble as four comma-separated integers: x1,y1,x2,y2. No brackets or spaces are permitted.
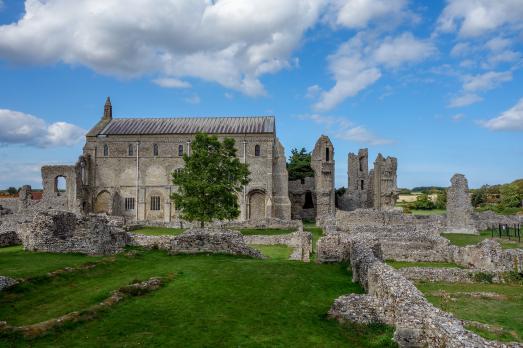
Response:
0,276,18,292
447,174,478,234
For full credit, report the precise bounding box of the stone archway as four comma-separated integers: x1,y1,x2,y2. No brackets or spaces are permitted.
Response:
248,190,266,221
94,191,112,214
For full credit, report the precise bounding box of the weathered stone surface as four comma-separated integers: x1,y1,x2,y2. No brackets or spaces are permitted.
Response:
18,210,128,255
452,239,523,272
170,228,264,258
0,230,21,247
446,174,477,234
311,135,335,226
0,276,18,292
398,267,504,284
288,177,316,220
472,211,523,231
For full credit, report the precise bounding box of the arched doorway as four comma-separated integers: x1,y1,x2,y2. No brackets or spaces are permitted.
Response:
94,191,112,214
249,190,266,221
55,176,67,196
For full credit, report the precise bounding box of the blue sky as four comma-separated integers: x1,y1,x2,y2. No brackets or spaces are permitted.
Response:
0,0,521,189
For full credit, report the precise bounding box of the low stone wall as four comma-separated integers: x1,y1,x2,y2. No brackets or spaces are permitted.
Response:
0,230,21,247
316,232,351,263
329,236,521,347
398,267,504,284
473,211,523,231
0,276,18,292
128,228,264,259
451,239,523,272
0,198,18,212
18,210,128,256
243,231,312,262
132,218,303,231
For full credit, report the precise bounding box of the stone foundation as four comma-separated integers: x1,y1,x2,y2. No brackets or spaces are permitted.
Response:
18,211,128,255
129,228,264,259
0,276,18,292
398,267,504,284
0,230,21,247
243,231,312,262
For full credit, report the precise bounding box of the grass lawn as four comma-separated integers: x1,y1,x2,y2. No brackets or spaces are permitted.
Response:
386,260,463,269
0,246,396,347
442,230,523,249
131,226,185,236
250,244,294,260
417,281,523,343
410,209,446,216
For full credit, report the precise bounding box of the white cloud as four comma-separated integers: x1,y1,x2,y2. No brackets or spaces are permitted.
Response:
305,85,322,99
331,0,408,29
437,0,523,37
299,114,393,145
452,113,464,121
481,98,523,131
184,95,201,105
314,32,435,111
0,162,44,188
0,109,85,147
463,71,512,92
448,93,483,108
153,78,191,89
0,0,325,96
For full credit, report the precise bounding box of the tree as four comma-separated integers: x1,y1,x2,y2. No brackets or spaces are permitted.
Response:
287,147,314,181
435,190,447,210
471,185,488,207
171,133,250,227
408,194,435,210
499,184,521,208
6,187,17,195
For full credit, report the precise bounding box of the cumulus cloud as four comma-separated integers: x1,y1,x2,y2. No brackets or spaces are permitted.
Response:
448,93,483,108
330,0,408,29
299,114,393,145
481,98,523,131
0,109,85,147
0,0,324,96
153,78,191,89
313,32,435,111
437,0,523,37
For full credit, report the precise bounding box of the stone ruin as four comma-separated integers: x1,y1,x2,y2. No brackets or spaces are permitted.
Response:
18,210,128,256
311,135,336,226
446,173,478,234
340,148,398,211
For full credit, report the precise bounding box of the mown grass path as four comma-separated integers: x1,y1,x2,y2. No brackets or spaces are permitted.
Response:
0,246,396,347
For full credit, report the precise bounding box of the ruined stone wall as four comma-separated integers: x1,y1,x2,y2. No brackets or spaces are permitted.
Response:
446,173,477,234
473,211,523,231
243,231,312,262
288,177,316,220
398,267,505,284
311,135,335,226
272,139,292,220
342,149,370,211
328,236,519,348
18,211,128,255
0,198,18,212
371,154,398,210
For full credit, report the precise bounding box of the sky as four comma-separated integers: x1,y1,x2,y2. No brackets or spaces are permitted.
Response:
0,0,522,190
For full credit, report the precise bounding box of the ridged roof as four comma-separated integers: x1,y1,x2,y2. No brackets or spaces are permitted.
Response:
98,116,275,135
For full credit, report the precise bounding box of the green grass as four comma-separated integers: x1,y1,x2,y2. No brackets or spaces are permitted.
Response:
0,246,101,278
0,246,395,347
238,228,295,236
442,230,523,249
250,244,294,260
417,281,523,343
130,226,185,236
303,222,323,254
410,209,446,216
386,260,463,269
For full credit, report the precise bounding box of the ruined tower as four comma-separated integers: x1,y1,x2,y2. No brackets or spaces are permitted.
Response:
344,149,370,210
371,154,398,210
446,173,477,234
311,135,335,226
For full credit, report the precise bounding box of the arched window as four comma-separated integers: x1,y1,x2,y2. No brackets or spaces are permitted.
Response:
128,144,134,156
55,176,66,196
103,144,109,157
178,144,184,157
153,144,159,156
325,147,330,162
254,144,261,157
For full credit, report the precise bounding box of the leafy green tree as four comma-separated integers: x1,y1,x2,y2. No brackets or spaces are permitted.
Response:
287,148,314,181
471,185,488,207
171,133,250,227
435,190,447,210
408,194,435,210
6,187,17,195
499,184,521,208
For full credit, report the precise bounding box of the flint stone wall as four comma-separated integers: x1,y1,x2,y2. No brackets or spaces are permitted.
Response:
243,231,312,262
446,174,477,234
128,228,264,259
0,199,17,213
0,276,18,292
0,230,21,247
329,236,521,348
451,239,523,272
18,211,128,255
398,267,504,284
473,211,523,231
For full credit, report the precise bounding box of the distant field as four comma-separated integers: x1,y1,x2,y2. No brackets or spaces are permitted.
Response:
410,209,446,216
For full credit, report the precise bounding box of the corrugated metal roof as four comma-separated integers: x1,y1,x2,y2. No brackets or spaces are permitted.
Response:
98,116,275,135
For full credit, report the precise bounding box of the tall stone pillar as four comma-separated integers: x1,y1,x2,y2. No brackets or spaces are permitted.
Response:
311,135,335,226
446,173,478,234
